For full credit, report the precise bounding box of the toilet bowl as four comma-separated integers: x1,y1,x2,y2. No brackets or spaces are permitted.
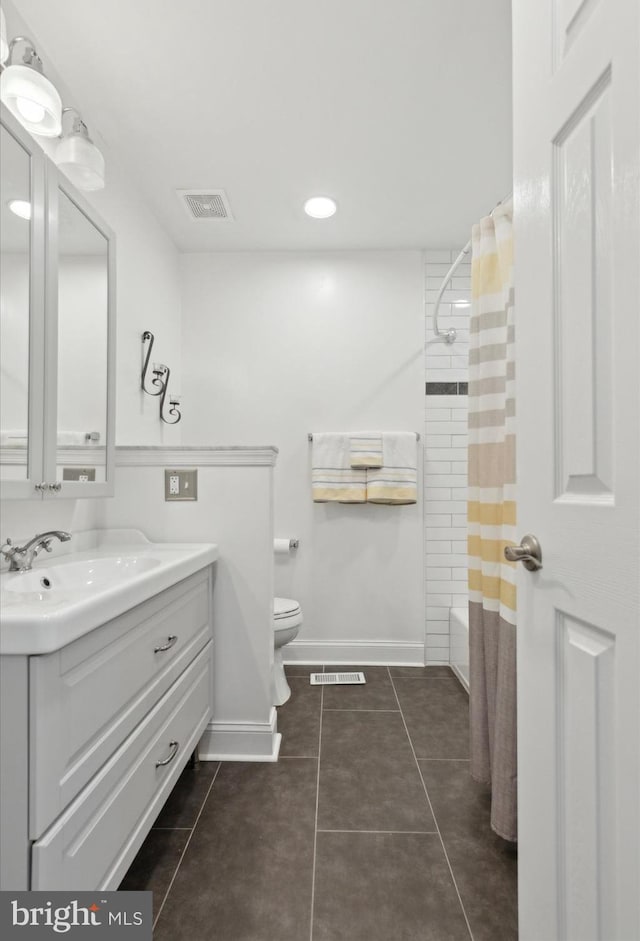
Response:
273,597,303,706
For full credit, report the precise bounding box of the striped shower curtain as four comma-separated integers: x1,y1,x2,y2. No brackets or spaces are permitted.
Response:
468,200,517,842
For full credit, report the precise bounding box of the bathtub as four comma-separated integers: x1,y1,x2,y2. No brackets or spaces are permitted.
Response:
449,606,469,693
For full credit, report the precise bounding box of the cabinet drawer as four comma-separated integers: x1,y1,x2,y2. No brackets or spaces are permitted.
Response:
30,568,212,838
31,642,212,891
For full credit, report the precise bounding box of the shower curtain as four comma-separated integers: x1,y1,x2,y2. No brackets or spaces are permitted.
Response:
468,200,517,842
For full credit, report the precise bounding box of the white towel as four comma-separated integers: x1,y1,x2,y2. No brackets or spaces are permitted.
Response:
366,432,418,505
349,431,383,469
311,433,367,503
0,431,28,447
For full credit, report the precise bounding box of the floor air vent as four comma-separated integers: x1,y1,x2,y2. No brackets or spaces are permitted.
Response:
310,672,366,686
177,189,234,221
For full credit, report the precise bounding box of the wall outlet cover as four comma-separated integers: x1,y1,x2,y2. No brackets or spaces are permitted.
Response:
164,468,198,501
62,467,96,482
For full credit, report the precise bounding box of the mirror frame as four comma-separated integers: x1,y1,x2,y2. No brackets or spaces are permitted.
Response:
43,163,116,499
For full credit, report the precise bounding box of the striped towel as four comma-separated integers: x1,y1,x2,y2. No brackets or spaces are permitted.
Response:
366,432,417,504
312,433,367,503
349,432,383,469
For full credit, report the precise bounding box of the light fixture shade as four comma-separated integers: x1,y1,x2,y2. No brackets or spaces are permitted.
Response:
8,199,32,220
55,132,105,191
0,10,9,66
0,63,62,136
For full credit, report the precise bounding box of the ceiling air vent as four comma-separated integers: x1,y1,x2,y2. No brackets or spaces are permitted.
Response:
177,189,234,222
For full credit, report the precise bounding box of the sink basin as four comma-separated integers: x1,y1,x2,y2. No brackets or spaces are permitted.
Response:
0,529,218,655
3,556,161,596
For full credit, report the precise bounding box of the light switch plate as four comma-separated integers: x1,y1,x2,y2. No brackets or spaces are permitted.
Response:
164,468,198,501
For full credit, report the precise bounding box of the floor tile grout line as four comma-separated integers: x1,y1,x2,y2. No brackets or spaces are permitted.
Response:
279,754,320,760
418,757,470,762
387,667,476,941
317,828,439,835
152,760,222,931
322,708,400,713
389,676,458,681
309,681,324,941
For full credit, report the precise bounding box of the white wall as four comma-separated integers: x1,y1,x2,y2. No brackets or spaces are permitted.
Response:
179,251,425,663
424,249,471,661
92,448,278,761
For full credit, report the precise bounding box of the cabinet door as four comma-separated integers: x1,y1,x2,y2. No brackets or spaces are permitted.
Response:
0,105,46,498
42,165,116,498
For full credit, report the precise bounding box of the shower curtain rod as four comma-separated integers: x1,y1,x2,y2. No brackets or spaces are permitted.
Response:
432,192,512,345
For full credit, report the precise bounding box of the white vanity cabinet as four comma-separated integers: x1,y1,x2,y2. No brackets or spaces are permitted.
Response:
0,564,214,891
0,103,116,499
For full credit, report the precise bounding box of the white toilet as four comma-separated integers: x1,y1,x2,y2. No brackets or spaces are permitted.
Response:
272,597,303,706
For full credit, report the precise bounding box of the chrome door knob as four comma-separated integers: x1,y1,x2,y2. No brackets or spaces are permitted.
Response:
504,534,543,571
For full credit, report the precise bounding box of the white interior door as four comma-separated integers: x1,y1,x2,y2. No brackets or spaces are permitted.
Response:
513,1,640,939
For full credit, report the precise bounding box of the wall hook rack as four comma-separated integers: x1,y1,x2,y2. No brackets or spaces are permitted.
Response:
141,331,181,424
159,366,181,425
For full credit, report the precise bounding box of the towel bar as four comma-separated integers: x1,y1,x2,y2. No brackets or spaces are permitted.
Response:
307,432,420,442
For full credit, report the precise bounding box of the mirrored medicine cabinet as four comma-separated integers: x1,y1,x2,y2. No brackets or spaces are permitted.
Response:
0,104,116,499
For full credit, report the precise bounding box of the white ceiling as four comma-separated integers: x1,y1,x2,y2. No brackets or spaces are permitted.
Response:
12,0,513,252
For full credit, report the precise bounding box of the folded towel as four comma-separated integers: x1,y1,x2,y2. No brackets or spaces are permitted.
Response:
366,432,417,505
312,433,367,503
349,431,383,469
0,431,28,447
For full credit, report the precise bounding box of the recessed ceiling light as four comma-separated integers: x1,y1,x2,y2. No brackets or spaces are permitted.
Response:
304,196,337,219
8,199,31,220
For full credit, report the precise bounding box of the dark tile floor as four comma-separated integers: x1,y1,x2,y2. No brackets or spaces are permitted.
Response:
121,665,518,940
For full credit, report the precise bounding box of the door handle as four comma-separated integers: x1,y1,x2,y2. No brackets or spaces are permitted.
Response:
504,534,543,571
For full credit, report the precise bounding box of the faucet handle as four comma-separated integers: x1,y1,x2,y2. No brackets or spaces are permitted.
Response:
41,539,53,553
1,538,14,557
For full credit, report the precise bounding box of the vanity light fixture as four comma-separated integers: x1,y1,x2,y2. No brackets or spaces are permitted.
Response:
0,36,62,136
55,108,105,191
141,331,182,425
304,196,337,219
8,198,31,220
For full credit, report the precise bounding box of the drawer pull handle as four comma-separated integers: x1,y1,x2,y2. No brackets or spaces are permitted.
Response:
154,635,178,653
155,740,179,768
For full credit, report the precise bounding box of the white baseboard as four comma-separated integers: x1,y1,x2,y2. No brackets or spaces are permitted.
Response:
199,709,281,762
284,639,425,666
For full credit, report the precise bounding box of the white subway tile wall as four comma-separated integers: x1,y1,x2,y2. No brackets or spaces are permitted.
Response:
424,249,470,663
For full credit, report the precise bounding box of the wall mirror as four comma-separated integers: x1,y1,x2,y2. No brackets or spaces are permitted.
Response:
0,122,35,481
54,186,109,484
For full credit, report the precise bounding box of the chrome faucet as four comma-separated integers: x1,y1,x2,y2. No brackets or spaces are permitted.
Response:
0,531,72,573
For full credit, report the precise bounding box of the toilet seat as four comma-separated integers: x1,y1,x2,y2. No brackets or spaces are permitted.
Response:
274,597,301,620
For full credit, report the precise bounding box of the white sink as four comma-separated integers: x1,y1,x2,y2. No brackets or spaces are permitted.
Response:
3,556,161,596
0,530,218,655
